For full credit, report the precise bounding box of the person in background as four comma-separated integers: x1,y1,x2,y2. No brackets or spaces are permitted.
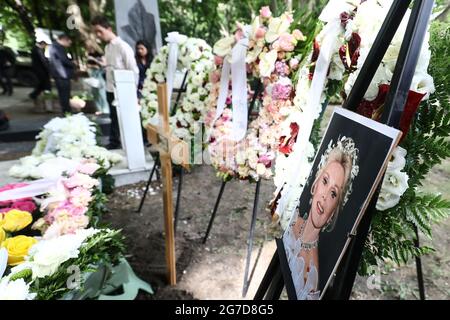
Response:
0,45,15,96
86,49,109,115
29,40,51,104
135,40,152,99
91,16,139,150
49,34,75,115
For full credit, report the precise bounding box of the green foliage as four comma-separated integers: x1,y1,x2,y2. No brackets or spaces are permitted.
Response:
159,0,327,45
31,229,126,300
360,20,450,274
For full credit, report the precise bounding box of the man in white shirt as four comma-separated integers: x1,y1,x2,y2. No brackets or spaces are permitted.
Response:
92,16,139,149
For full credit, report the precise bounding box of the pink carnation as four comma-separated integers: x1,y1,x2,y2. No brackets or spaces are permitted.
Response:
65,173,99,190
275,61,289,76
272,83,292,100
70,187,93,208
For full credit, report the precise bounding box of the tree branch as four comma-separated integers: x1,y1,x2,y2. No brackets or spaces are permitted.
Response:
4,0,36,40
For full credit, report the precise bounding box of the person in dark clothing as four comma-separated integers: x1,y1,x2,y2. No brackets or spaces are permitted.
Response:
49,34,75,115
135,40,152,99
0,46,15,96
29,41,51,101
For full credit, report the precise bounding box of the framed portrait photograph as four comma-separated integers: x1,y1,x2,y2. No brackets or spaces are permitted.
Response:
282,107,402,300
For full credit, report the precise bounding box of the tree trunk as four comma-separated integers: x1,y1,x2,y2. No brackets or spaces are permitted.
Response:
4,0,36,41
67,0,103,53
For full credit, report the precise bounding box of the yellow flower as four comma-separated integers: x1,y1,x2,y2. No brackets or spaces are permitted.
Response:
0,209,33,233
2,235,37,266
0,227,5,243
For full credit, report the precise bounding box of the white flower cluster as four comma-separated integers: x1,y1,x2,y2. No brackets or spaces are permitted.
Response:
376,147,409,211
343,0,434,100
140,36,214,141
0,229,99,299
9,114,122,180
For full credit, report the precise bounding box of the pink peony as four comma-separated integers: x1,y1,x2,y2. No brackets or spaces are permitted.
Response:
260,6,272,19
65,172,99,190
70,187,92,208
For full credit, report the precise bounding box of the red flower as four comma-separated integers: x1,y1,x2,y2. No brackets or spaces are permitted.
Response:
355,84,425,139
339,33,361,72
309,40,321,80
279,123,300,155
10,200,37,213
399,90,426,140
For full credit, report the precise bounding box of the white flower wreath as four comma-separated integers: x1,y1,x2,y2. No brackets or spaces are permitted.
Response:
140,36,214,141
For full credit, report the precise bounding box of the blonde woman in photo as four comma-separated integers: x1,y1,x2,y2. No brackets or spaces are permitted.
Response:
283,137,359,299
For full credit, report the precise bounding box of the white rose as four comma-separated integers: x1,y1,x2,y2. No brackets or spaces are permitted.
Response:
410,71,434,99
0,278,36,300
376,191,401,211
259,49,278,78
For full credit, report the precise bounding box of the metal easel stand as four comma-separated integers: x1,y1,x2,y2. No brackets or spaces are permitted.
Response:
202,80,263,243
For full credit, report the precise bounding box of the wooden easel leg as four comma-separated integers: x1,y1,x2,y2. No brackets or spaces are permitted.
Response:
202,180,227,244
160,153,176,286
136,160,158,213
242,180,261,297
174,168,183,232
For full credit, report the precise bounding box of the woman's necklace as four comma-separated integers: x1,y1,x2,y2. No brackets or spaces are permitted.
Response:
298,219,319,251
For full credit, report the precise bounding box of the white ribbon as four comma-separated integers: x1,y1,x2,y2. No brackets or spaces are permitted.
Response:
277,1,350,222
229,35,249,141
0,178,58,202
165,32,187,112
210,27,250,142
0,248,7,279
211,59,231,128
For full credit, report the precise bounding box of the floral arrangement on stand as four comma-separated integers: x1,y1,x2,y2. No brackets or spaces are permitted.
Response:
0,160,151,299
140,35,214,142
271,0,450,275
206,6,314,181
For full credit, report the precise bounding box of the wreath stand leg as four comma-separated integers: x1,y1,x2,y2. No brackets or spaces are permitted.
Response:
202,180,227,244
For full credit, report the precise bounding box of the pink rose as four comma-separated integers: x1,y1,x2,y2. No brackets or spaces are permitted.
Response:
260,6,272,19
10,200,37,213
278,33,296,52
289,58,299,70
255,27,266,39
77,162,101,175
214,55,224,66
293,29,306,41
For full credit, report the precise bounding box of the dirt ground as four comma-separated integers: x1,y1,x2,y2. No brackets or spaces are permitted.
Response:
104,164,450,300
